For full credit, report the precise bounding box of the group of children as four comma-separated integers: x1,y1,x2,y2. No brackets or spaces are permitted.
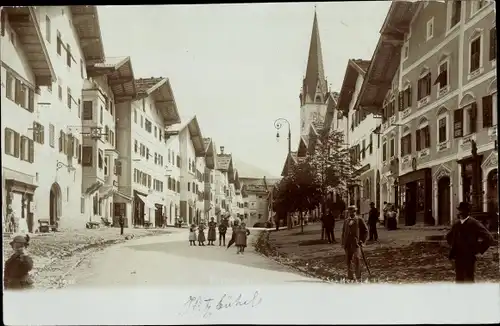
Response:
188,217,250,254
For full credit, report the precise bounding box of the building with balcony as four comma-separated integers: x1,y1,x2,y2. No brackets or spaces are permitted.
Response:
170,116,205,225
337,59,380,216
358,1,497,226
202,137,217,220
115,77,181,227
1,6,56,232
215,146,233,219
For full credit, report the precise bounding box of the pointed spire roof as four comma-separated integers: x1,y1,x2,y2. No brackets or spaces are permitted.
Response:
303,10,327,102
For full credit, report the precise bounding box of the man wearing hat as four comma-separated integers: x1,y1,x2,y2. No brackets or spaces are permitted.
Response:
4,234,34,290
368,202,379,241
341,205,368,281
446,202,494,283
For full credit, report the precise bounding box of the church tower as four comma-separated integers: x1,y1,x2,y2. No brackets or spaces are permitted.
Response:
299,10,328,136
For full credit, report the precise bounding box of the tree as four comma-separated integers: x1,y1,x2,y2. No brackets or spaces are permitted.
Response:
307,129,360,212
272,176,294,227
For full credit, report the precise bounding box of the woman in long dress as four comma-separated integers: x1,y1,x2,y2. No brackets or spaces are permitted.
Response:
207,217,217,246
197,223,206,246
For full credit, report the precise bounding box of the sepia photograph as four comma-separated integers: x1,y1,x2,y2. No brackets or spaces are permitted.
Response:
2,1,499,324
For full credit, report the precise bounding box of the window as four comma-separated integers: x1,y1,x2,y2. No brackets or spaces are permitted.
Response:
45,16,51,43
490,26,497,61
154,126,157,138
104,125,109,141
417,73,431,100
470,36,481,73
78,99,81,118
140,115,144,128
369,134,373,154
437,108,448,144
426,18,434,41
56,30,62,55
20,136,34,163
58,84,62,101
416,121,430,151
4,128,20,157
451,1,461,28
49,124,55,147
100,106,103,124
134,140,138,153
98,150,103,169
435,60,449,91
399,86,412,111
82,146,93,166
464,103,478,135
104,156,109,176
83,101,93,120
400,132,411,157
453,108,464,138
145,119,152,133
66,43,72,67
482,94,496,127
471,0,487,16
390,138,395,158
33,122,45,144
67,87,72,109
110,130,115,147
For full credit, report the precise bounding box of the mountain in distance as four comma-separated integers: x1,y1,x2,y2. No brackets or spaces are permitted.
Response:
231,157,278,179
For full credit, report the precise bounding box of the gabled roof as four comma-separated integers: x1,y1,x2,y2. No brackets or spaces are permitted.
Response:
281,151,298,177
303,11,328,103
3,7,56,86
337,59,371,115
234,170,241,190
297,136,309,157
87,56,136,103
356,1,420,114
170,116,205,157
70,6,105,65
203,137,216,169
323,91,340,132
135,77,181,125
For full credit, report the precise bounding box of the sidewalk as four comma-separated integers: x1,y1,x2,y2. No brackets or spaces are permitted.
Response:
3,227,174,284
255,222,500,283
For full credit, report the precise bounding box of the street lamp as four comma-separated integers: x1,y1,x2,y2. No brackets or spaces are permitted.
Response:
274,118,292,154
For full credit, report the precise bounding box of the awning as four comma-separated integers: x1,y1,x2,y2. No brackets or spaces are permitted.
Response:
136,193,157,210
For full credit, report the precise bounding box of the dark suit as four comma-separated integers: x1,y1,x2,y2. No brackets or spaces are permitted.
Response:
324,212,335,243
446,216,494,283
368,207,379,241
4,252,34,290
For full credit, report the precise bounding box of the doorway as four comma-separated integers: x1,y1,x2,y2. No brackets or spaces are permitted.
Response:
49,183,61,226
155,204,163,227
437,177,451,225
404,182,417,226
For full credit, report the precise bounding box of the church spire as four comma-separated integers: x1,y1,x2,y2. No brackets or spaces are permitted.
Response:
302,9,327,104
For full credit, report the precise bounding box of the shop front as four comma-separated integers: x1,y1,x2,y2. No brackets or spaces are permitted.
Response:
398,168,433,226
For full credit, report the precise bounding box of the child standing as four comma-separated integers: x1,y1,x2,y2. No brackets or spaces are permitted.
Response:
218,220,228,246
198,223,206,246
189,224,197,246
4,234,34,290
235,222,251,255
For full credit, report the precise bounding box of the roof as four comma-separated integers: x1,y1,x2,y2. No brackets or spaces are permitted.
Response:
170,116,205,157
337,59,371,114
323,91,341,131
280,151,298,177
356,1,420,114
70,6,105,65
303,11,328,103
135,77,181,125
297,136,309,157
3,7,56,86
87,56,136,103
203,137,216,169
216,153,233,173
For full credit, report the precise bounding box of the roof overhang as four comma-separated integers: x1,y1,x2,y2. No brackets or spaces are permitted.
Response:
88,57,137,103
145,78,181,126
356,1,419,115
203,138,216,169
3,7,56,86
70,6,105,65
184,116,205,157
216,154,233,173
337,60,364,114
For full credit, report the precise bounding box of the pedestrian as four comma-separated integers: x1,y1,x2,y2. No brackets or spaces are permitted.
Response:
341,205,368,282
218,220,228,246
368,202,379,242
235,222,251,255
189,224,197,246
9,209,18,233
382,201,389,227
119,214,125,235
226,219,240,249
387,204,398,230
324,209,336,244
207,217,217,246
446,202,494,283
4,234,34,290
197,222,206,246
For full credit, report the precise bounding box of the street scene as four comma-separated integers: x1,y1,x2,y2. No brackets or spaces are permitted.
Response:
1,1,499,297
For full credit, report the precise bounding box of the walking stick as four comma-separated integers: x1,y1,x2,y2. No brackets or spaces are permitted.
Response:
356,238,372,278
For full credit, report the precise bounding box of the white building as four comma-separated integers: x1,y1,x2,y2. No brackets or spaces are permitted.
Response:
164,131,181,226
202,137,217,220
215,147,233,219
115,77,181,227
170,116,205,225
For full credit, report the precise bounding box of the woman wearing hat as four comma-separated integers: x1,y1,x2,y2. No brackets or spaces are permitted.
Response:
446,202,494,283
4,234,34,290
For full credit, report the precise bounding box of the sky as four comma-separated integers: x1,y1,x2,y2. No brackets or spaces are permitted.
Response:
97,2,390,177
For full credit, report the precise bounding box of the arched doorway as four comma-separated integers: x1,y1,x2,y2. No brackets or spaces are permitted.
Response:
437,176,451,225
49,183,62,226
376,171,381,209
487,169,498,215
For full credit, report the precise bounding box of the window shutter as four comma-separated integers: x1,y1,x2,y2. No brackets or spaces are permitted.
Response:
401,137,406,156
424,126,431,148
408,85,412,107
470,102,477,133
426,74,431,96
116,160,122,176
482,95,493,128
15,79,22,105
28,139,34,163
453,108,463,138
14,132,20,157
59,130,63,152
416,129,421,151
28,88,34,112
417,79,422,100
490,27,497,61
398,91,404,111
78,144,82,164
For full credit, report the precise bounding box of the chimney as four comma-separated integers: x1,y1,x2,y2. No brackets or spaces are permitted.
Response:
220,146,224,154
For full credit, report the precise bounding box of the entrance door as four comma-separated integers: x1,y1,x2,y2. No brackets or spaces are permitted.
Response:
49,183,61,226
437,177,451,225
155,204,163,227
405,182,417,226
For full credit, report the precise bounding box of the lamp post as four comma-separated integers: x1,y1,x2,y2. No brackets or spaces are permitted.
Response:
274,117,292,229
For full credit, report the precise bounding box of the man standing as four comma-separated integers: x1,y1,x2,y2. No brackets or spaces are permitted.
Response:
324,209,336,244
368,202,379,242
446,202,494,283
341,205,368,281
119,214,125,235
